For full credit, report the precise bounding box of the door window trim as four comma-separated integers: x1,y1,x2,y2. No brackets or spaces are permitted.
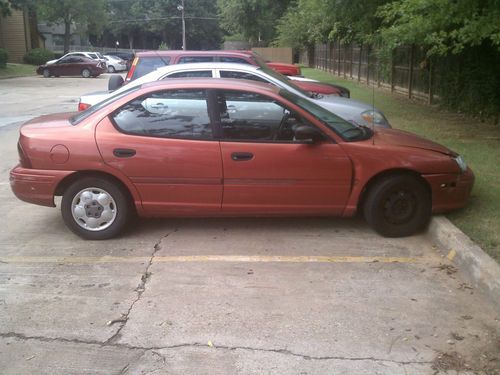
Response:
109,88,217,141
209,89,333,144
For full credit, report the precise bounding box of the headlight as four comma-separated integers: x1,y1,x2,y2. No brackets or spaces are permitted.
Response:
454,155,467,173
361,110,391,128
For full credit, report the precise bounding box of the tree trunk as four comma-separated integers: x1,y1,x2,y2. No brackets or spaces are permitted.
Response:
63,20,71,54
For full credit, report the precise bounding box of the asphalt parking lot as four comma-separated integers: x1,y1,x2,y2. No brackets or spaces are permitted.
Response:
0,75,499,374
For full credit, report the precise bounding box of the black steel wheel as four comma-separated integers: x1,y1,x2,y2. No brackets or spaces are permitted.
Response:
363,174,431,237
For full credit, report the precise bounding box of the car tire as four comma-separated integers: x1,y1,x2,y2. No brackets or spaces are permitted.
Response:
43,69,50,78
81,68,91,78
61,177,131,240
107,65,115,73
363,174,431,237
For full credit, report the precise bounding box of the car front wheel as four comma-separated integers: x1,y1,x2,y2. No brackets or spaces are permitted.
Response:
363,174,431,237
43,69,50,78
107,65,115,73
61,177,130,240
81,68,91,78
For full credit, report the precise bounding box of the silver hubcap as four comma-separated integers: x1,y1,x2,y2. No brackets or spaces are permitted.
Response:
83,70,90,77
71,187,117,231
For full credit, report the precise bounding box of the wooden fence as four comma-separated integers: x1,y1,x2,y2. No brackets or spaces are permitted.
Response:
300,42,435,104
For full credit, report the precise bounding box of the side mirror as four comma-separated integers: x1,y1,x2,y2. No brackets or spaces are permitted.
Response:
108,75,124,91
294,125,323,144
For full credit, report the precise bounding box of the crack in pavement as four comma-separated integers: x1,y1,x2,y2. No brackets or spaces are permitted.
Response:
0,332,433,366
104,229,178,345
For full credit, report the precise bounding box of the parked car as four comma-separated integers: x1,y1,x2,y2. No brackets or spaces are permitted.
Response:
79,62,387,127
46,51,106,65
105,51,135,70
10,79,473,240
120,51,348,97
103,55,127,73
37,56,107,78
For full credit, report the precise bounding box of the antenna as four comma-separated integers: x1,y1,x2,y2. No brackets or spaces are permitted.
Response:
372,77,375,145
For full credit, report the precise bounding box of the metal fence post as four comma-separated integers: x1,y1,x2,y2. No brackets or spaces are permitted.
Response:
358,44,362,82
408,44,414,99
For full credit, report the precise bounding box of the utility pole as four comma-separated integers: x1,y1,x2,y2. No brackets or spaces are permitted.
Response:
177,0,186,50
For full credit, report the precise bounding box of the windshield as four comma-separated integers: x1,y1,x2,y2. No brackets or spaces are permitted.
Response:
70,85,141,125
280,90,372,141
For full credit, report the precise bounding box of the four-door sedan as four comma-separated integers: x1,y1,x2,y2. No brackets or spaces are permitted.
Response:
37,56,107,78
10,79,474,240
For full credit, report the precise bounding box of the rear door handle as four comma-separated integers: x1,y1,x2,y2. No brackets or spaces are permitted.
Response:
231,152,253,161
113,148,136,158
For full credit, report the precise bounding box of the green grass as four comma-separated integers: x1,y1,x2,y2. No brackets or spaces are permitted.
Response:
0,63,37,78
303,67,500,261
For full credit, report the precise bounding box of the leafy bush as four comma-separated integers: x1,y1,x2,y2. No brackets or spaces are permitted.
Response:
23,48,55,65
0,48,8,68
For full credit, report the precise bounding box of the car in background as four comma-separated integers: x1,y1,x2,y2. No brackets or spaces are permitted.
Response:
103,55,127,73
78,62,388,128
37,56,106,78
119,50,349,97
105,51,135,70
10,79,473,240
46,51,107,65
125,50,302,81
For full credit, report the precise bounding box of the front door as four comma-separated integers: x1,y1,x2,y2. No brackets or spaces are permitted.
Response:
95,88,223,215
215,89,353,215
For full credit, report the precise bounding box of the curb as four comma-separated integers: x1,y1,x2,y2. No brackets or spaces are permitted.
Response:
426,216,500,310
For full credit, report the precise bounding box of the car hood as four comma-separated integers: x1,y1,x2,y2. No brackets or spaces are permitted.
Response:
373,127,455,156
46,59,57,65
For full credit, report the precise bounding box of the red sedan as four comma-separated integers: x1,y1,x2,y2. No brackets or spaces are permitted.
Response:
10,79,474,240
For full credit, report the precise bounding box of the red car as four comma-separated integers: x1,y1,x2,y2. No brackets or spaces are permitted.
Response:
10,79,473,240
119,50,349,97
36,56,107,78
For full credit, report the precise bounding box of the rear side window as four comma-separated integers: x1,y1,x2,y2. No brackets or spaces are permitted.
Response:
178,56,214,64
112,89,212,140
166,70,213,78
132,56,171,80
219,56,251,64
220,70,268,83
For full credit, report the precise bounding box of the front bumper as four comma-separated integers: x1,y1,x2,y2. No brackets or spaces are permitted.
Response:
9,166,74,207
423,167,475,213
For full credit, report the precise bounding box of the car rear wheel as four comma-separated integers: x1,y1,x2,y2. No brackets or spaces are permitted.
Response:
43,69,50,78
107,65,115,73
363,175,431,237
61,177,130,240
81,68,91,78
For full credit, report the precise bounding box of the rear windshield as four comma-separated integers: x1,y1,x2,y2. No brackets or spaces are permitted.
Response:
132,56,171,80
70,85,142,125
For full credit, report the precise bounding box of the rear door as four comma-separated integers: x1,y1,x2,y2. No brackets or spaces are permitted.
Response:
95,88,223,215
214,89,353,214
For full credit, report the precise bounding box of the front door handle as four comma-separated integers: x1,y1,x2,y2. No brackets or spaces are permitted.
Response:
113,148,136,158
231,152,253,161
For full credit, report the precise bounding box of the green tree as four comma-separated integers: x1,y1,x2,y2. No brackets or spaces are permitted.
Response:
37,0,107,53
218,0,291,45
106,0,145,49
275,0,390,48
376,0,500,56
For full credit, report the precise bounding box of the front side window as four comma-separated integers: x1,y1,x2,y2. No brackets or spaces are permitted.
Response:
178,56,214,64
166,70,213,78
217,90,303,142
88,53,98,59
219,70,268,83
112,89,212,140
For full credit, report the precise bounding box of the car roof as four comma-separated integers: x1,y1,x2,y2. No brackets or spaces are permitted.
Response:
152,62,261,73
141,77,280,94
136,50,254,58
